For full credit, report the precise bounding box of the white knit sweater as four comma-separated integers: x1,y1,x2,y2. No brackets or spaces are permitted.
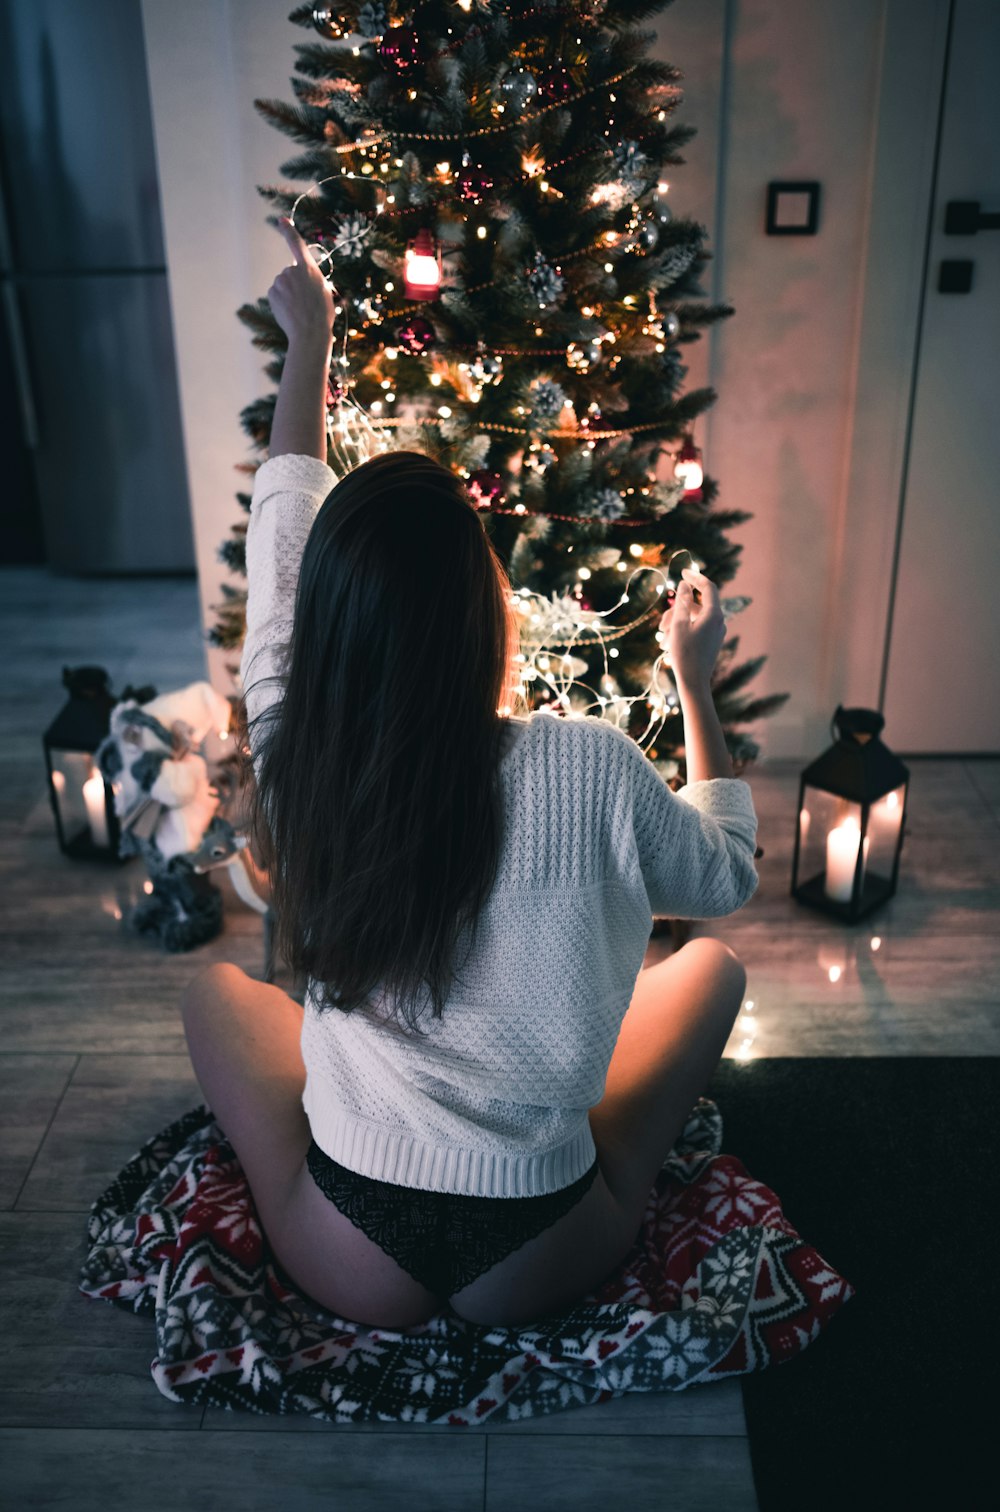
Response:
241,452,760,1198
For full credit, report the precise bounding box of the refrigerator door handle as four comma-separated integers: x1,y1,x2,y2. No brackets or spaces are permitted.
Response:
0,158,39,450
1,280,40,450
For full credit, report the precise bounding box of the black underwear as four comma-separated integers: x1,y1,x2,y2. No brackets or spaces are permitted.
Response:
305,1138,601,1298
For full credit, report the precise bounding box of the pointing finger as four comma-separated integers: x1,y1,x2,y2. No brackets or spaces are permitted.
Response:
276,215,313,267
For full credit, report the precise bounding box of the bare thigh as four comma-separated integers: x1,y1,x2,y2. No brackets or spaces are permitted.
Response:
180,963,446,1330
448,938,747,1327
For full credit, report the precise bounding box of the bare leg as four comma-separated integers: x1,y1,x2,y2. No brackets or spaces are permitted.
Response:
587,937,747,1212
180,963,444,1328
448,938,746,1325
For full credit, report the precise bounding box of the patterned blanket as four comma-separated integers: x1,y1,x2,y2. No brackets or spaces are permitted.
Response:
79,1098,853,1425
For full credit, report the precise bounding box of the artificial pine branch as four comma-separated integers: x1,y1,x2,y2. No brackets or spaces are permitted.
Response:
208,0,788,776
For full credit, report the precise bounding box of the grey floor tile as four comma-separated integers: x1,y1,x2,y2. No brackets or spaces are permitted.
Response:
0,1212,202,1430
200,1378,746,1437
16,1056,202,1212
480,1379,746,1436
0,1055,77,1209
485,1432,757,1510
0,1427,485,1511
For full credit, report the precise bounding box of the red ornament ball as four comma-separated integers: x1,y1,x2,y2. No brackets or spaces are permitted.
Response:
326,378,346,406
456,164,494,205
394,315,436,355
378,25,420,71
467,470,504,507
540,66,572,101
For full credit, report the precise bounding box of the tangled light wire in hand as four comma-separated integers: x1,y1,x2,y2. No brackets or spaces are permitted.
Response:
508,569,684,754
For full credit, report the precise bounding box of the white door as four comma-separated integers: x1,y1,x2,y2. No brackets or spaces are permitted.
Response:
882,0,1000,751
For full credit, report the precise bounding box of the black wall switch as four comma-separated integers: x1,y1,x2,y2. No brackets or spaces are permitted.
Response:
766,181,821,235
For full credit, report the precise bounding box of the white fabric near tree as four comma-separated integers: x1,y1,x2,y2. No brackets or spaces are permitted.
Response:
241,453,760,1198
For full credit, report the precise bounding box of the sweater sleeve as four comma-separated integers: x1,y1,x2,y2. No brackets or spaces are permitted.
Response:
239,453,338,758
615,726,760,919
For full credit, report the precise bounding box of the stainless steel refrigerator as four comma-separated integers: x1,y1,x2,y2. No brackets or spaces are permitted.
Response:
0,0,194,572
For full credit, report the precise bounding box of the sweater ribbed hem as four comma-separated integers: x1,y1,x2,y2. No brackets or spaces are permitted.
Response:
302,1079,599,1198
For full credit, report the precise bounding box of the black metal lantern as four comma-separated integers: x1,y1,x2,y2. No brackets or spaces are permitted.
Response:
791,705,908,921
43,666,124,861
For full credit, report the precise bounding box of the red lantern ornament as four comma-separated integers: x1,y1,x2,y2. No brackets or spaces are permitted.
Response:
539,66,572,101
467,470,504,507
395,314,436,354
674,434,704,496
456,163,494,205
378,25,420,71
403,229,442,301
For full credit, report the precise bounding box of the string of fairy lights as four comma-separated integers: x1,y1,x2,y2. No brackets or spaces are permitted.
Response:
276,3,718,752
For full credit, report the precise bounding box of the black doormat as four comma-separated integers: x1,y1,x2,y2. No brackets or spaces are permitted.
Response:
706,1058,999,1512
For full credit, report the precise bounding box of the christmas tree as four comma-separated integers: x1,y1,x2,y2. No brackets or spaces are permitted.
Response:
209,0,789,784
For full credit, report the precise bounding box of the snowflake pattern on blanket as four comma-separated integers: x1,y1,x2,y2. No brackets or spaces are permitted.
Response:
79,1098,853,1425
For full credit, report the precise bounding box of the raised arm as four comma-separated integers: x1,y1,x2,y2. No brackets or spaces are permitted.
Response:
267,216,335,461
238,219,338,763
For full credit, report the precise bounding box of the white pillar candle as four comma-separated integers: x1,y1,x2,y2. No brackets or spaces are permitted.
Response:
868,789,902,860
825,821,869,903
82,771,109,848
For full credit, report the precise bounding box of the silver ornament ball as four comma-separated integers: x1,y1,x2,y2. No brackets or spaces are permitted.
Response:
501,67,539,111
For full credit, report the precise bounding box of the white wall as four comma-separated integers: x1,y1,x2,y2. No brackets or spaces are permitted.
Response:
141,0,307,695
142,0,936,760
680,0,889,757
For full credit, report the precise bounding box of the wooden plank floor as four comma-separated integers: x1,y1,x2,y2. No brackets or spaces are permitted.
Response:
2,566,997,1511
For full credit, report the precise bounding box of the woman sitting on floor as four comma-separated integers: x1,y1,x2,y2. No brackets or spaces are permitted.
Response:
180,216,759,1331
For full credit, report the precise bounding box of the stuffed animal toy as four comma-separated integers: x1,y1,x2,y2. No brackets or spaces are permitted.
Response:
94,680,254,953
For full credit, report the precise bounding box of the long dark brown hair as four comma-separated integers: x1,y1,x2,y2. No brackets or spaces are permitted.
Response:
242,450,524,1033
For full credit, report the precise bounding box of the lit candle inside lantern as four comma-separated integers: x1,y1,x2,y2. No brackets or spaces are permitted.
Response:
82,770,109,848
825,820,869,903
868,788,902,860
799,807,811,846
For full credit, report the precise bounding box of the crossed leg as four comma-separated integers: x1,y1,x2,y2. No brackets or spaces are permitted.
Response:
180,963,445,1329
181,938,747,1332
447,937,748,1325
